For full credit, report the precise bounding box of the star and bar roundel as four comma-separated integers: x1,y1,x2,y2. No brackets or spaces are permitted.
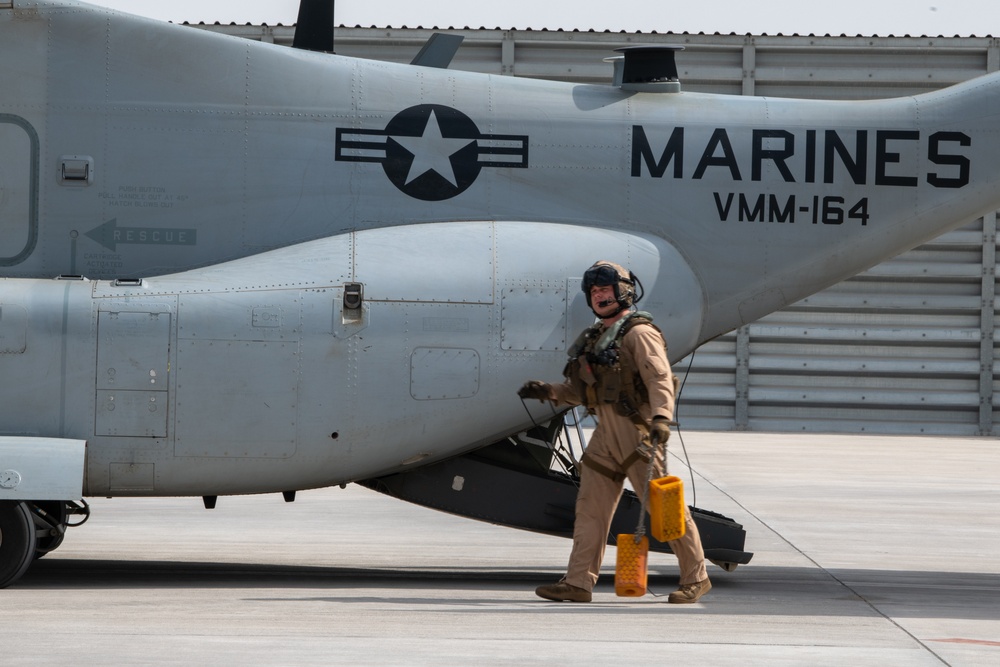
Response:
335,105,529,201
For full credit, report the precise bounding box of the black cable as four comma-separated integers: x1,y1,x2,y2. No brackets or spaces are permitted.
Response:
518,394,559,431
672,346,699,507
641,348,700,600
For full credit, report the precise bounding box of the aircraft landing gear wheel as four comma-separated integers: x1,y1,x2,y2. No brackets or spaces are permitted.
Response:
0,501,38,588
31,501,69,559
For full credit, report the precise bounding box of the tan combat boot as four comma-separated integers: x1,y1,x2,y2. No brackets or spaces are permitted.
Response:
667,578,711,604
535,580,592,602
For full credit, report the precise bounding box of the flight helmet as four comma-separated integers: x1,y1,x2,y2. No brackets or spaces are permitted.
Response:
581,260,643,316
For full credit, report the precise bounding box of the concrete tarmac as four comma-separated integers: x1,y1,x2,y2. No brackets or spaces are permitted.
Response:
2,432,998,666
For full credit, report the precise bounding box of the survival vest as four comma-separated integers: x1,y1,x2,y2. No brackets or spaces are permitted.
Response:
563,310,667,419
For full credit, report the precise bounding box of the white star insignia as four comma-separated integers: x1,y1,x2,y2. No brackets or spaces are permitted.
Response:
392,110,475,186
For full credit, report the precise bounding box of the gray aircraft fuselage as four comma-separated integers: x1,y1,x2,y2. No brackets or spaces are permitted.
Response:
2,1,1000,497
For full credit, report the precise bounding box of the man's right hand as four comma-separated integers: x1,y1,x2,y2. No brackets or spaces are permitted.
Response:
517,380,551,402
650,416,671,445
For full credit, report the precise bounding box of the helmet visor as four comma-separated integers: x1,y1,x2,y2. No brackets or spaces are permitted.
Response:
581,264,623,292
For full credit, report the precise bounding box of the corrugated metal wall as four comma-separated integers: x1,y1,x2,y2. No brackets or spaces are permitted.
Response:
198,22,1000,435
679,215,997,435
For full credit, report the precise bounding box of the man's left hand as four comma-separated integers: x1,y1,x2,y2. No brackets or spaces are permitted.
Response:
517,380,552,402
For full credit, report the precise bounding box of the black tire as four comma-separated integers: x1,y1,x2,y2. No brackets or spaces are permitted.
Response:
0,501,37,588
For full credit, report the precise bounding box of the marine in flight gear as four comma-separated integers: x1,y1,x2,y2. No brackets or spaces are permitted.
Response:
519,260,711,604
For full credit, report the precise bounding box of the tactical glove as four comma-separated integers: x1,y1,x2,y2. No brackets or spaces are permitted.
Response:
517,380,552,402
650,416,671,445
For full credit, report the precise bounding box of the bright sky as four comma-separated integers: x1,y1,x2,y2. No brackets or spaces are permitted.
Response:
81,1,997,37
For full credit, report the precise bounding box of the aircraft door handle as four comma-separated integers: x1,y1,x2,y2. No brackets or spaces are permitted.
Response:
344,282,364,310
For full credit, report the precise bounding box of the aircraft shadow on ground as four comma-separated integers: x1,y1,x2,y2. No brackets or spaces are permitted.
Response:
21,558,1000,621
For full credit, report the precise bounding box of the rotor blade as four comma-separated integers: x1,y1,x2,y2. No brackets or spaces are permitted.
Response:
292,0,334,53
410,33,464,68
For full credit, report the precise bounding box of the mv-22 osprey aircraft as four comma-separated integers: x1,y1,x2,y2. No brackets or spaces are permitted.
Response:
1,0,999,587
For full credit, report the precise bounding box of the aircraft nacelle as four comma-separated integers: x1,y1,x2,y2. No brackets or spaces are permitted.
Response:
0,221,704,497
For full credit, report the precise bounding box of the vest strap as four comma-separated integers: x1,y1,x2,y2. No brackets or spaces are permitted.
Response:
621,447,651,472
580,452,625,484
580,448,652,484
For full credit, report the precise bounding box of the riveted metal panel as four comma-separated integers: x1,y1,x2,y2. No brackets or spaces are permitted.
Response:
96,311,171,391
410,347,480,400
95,310,171,437
177,292,301,342
174,339,298,458
109,462,155,492
354,223,494,304
96,390,168,437
499,285,567,351
0,304,26,353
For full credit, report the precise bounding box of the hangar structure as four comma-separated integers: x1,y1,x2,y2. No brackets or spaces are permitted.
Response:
194,21,1000,436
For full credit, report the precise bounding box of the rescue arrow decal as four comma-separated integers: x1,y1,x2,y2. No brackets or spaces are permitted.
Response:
85,219,198,252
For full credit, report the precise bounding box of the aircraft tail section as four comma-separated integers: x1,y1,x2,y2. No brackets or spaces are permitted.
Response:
687,71,1000,340
915,72,1000,219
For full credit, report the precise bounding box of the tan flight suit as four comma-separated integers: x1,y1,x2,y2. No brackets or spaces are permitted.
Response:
549,317,707,592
